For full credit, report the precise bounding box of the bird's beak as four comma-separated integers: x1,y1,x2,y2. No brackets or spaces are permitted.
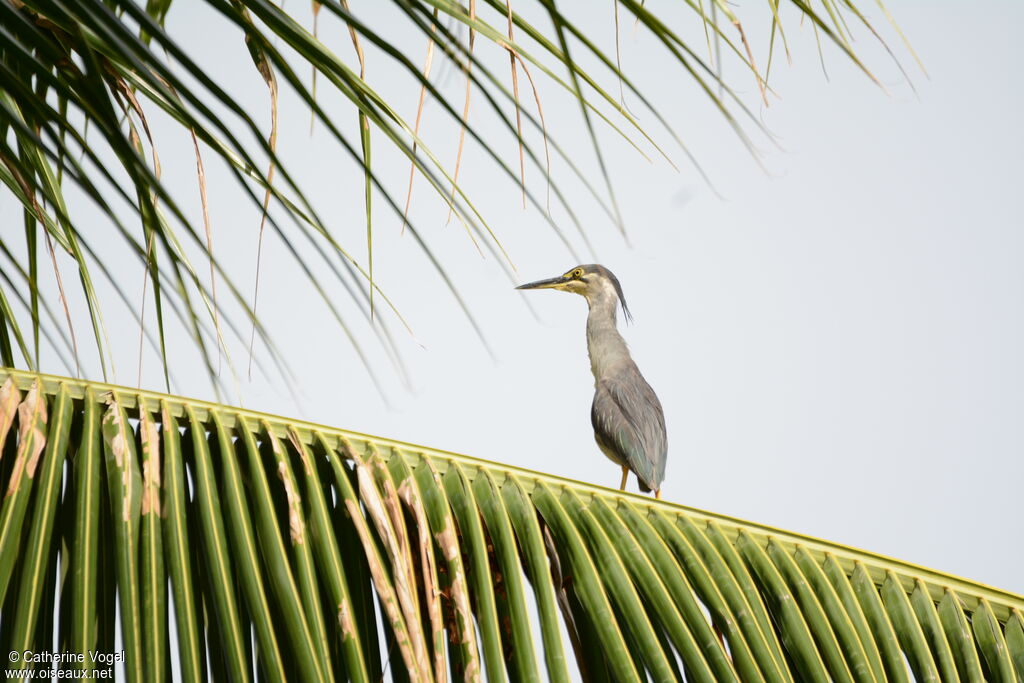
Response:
515,275,567,291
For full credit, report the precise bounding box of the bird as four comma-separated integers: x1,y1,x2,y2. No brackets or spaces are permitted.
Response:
517,264,667,498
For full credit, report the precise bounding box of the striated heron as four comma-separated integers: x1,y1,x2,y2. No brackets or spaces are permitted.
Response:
517,264,667,498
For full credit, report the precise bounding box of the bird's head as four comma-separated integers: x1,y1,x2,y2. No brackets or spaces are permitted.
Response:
516,263,632,322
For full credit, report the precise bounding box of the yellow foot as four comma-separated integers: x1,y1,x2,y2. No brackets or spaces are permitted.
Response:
619,466,629,491
655,489,662,500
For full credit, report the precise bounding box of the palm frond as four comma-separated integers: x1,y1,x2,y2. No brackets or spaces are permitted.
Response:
0,0,918,389
1,369,1019,681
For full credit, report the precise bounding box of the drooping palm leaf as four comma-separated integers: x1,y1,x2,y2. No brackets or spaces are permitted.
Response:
1,368,1019,681
0,0,916,392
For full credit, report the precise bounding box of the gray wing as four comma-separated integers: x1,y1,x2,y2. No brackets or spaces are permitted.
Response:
590,368,667,492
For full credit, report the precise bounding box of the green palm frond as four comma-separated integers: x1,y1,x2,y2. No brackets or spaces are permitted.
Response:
0,0,916,392
1,369,1020,681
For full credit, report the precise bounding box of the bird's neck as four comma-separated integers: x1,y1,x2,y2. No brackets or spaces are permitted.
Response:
585,292,629,381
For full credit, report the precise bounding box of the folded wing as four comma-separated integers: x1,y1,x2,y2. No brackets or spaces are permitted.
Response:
591,370,667,492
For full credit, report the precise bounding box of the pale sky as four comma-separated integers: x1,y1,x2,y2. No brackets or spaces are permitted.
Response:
5,1,1022,596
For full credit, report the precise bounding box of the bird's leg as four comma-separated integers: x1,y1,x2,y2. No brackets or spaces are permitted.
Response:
618,465,629,491
655,489,662,500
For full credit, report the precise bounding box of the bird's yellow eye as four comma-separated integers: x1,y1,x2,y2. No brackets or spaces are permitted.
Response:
571,268,584,279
